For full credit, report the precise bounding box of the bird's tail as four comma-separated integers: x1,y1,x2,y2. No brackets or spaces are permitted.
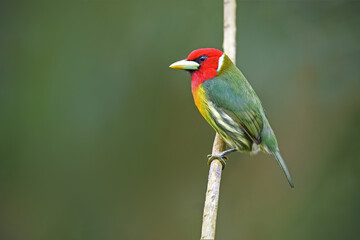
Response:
271,151,294,188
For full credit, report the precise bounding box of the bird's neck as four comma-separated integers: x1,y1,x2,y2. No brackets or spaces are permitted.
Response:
191,69,217,93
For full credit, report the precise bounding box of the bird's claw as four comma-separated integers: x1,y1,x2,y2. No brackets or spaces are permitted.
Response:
207,154,227,170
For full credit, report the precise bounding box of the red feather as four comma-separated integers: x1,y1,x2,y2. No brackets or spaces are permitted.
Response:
186,48,223,91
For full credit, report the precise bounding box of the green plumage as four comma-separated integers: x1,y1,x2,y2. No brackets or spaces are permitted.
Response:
202,55,294,187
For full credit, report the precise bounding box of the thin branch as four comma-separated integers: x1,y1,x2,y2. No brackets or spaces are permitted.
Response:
223,0,237,63
200,0,237,239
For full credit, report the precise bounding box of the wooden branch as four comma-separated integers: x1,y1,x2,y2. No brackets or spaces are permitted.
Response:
223,0,237,63
200,0,237,239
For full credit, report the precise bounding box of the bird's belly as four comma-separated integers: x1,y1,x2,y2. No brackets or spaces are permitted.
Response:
205,102,253,152
212,120,253,152
193,86,254,152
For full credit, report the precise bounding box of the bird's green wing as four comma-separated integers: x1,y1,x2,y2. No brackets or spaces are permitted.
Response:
202,68,264,144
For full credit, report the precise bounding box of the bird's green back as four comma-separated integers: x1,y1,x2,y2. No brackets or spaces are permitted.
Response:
202,55,269,146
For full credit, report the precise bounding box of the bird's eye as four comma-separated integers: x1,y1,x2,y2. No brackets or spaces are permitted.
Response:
199,55,207,63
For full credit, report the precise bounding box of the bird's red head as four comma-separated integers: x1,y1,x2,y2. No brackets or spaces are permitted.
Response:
170,48,224,90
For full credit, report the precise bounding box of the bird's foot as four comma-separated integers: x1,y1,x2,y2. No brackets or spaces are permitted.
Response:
207,154,228,170
206,148,237,170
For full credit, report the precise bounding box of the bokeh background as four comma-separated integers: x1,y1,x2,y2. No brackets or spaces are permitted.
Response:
1,0,359,239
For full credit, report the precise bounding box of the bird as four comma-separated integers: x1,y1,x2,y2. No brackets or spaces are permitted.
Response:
169,48,294,188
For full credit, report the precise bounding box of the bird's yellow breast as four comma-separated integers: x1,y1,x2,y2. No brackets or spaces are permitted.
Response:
193,86,207,116
192,85,213,125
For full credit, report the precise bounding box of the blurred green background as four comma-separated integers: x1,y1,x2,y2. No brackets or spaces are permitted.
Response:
1,0,359,239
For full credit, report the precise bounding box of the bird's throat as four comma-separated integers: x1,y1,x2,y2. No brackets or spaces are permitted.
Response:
190,69,217,92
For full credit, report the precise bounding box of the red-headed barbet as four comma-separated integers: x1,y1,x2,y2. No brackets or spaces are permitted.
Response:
170,48,294,188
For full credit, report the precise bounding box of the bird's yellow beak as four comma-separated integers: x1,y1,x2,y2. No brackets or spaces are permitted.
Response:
169,59,199,70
